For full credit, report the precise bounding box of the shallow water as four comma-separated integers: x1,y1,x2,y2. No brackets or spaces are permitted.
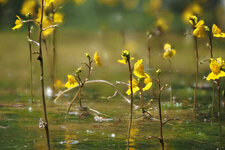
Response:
0,85,224,150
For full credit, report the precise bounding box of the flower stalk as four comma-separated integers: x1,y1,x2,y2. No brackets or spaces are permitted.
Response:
127,57,134,148
216,79,222,150
38,0,50,149
193,35,198,112
27,19,33,103
156,71,164,150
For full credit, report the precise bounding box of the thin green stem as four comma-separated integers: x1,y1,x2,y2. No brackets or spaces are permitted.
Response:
127,58,134,149
193,36,198,112
216,79,222,150
208,34,215,124
211,82,215,124
168,59,173,103
28,22,33,103
38,0,50,149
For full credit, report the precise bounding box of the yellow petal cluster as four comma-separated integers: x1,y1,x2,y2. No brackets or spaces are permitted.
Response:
126,79,140,95
143,73,152,91
20,0,36,16
163,43,176,59
182,3,202,23
212,24,225,38
54,12,64,23
94,52,102,66
12,15,23,30
155,18,168,32
54,80,65,89
118,50,134,64
207,58,225,80
133,59,146,78
65,75,78,88
193,20,207,38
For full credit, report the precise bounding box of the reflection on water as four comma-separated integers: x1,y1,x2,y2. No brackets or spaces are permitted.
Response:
126,121,139,150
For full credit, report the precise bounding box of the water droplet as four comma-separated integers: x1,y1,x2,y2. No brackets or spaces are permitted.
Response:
28,107,32,112
46,87,52,97
111,133,116,138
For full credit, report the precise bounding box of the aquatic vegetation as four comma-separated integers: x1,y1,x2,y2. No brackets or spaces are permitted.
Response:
8,0,225,149
163,43,176,103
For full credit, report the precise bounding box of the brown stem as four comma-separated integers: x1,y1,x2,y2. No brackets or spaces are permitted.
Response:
209,35,213,58
127,58,134,148
38,1,51,149
216,79,222,150
28,22,33,103
157,78,164,150
193,36,198,112
65,87,82,120
51,3,56,97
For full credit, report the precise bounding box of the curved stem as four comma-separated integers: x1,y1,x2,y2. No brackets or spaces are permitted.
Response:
65,87,82,120
54,79,139,109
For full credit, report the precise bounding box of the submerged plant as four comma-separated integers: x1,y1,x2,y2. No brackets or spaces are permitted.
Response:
65,52,101,119
12,1,51,149
188,15,208,112
162,43,176,103
206,57,225,150
206,23,225,123
118,50,135,148
147,69,178,150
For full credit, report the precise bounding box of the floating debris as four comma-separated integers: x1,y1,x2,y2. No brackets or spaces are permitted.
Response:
59,140,79,145
94,115,113,122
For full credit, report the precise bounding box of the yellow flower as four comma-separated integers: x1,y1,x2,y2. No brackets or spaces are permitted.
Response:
216,57,225,69
20,0,36,16
118,50,134,64
163,43,176,59
133,59,146,78
126,78,140,95
155,18,168,32
193,20,207,38
94,52,102,66
36,9,54,37
212,24,225,38
54,12,64,23
12,15,23,30
54,80,65,89
182,3,202,23
65,75,78,89
143,73,152,91
207,58,225,80
0,0,7,4
188,15,198,25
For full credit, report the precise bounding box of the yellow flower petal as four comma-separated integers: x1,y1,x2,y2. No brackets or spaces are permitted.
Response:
94,52,102,66
133,59,146,78
212,24,225,38
54,12,64,23
12,15,23,30
65,75,78,89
